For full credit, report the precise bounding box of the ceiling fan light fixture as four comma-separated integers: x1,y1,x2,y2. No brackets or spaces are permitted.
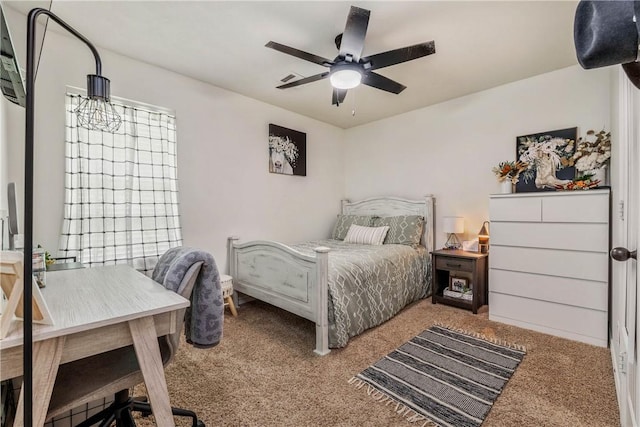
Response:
330,64,362,89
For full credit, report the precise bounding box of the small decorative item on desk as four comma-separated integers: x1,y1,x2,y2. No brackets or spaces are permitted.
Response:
0,251,54,339
36,244,55,268
571,129,611,187
492,160,527,194
32,246,46,288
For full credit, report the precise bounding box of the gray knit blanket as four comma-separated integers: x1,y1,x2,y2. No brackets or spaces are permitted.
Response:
152,247,223,348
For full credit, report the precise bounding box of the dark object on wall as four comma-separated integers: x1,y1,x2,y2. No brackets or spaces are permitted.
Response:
269,124,307,176
0,5,25,107
21,8,123,425
265,5,435,106
516,127,577,193
7,182,17,250
574,0,640,89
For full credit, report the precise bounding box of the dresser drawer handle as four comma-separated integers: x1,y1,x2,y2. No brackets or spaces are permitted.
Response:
446,262,462,268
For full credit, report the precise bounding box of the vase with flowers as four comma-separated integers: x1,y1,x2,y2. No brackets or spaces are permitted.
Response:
492,160,528,193
571,129,611,186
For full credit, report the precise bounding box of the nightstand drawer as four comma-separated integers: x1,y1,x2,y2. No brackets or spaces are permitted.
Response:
435,256,474,272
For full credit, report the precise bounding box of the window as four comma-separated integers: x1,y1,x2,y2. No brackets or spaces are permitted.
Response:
59,94,182,274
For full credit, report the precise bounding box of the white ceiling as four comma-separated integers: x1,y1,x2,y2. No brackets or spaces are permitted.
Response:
6,1,580,129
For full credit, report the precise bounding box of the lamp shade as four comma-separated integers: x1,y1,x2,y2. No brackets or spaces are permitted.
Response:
74,74,122,132
443,216,464,234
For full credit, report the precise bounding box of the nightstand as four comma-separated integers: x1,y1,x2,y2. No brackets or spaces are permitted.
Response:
431,249,488,314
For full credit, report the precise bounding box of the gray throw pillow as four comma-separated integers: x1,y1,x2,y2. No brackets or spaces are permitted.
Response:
372,215,424,245
331,215,375,240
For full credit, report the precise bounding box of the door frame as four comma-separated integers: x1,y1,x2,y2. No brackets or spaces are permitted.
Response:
613,66,639,427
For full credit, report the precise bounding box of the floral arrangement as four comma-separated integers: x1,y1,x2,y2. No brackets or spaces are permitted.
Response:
492,160,528,184
517,135,575,183
268,135,299,166
571,129,611,172
37,244,55,267
555,173,600,191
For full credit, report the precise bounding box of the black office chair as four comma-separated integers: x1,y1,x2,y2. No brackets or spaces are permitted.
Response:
45,261,206,427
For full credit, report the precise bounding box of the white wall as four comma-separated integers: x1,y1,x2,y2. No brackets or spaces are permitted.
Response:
344,65,611,248
2,5,612,266
4,7,345,270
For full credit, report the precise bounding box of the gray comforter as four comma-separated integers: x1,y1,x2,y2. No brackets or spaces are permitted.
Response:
290,239,431,348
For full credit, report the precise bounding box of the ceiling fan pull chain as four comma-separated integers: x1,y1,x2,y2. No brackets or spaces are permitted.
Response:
352,88,356,117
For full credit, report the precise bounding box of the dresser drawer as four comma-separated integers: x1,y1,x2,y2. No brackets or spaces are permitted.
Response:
489,269,608,311
489,292,607,345
489,246,608,282
542,193,609,223
435,256,474,272
489,196,541,222
490,222,608,252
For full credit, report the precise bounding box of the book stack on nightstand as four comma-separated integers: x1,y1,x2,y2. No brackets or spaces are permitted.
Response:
430,249,488,314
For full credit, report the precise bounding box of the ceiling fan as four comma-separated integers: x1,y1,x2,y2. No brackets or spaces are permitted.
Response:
266,5,436,106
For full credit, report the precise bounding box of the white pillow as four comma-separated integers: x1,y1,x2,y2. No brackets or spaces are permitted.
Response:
344,224,390,245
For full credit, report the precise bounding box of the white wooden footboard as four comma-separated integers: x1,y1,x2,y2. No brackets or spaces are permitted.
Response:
227,237,330,355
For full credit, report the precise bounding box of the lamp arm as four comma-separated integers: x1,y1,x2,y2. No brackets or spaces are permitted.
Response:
22,8,105,426
28,8,103,75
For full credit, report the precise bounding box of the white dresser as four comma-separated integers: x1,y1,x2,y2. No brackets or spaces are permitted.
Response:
488,189,610,347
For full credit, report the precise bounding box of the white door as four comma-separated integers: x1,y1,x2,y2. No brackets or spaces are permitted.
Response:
613,69,640,427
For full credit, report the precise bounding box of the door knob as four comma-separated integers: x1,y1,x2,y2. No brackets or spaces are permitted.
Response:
611,247,637,261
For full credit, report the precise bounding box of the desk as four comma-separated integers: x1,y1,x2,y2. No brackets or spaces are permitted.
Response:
45,262,84,272
0,265,189,427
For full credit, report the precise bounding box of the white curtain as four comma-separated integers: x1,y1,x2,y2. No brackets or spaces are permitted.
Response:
59,94,182,274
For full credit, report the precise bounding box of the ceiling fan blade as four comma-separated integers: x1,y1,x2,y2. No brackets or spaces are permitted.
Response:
362,41,436,71
277,72,329,89
339,6,370,62
361,72,406,94
332,88,348,106
266,41,333,67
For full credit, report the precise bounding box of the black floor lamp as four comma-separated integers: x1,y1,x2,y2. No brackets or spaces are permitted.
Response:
23,8,121,426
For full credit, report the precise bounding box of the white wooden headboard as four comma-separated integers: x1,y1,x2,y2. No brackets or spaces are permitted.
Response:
341,196,435,253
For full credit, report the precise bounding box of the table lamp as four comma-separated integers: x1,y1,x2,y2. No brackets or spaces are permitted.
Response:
478,221,490,253
443,216,464,249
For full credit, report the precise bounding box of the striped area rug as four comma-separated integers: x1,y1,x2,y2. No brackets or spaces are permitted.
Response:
349,324,526,427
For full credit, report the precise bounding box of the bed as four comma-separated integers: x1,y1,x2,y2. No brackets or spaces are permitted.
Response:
227,196,434,355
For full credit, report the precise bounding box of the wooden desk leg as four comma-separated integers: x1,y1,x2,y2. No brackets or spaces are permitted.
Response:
14,336,66,427
129,317,175,427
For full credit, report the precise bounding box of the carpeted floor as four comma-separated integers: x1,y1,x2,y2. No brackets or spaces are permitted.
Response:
135,299,620,427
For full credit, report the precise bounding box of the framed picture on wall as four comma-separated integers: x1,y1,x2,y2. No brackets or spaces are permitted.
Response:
268,124,306,176
516,127,577,193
